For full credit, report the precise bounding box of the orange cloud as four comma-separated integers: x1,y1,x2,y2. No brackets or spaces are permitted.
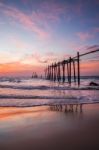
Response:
80,60,99,75
0,57,99,76
0,62,44,76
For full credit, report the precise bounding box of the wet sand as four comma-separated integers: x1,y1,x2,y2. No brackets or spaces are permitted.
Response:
0,104,99,150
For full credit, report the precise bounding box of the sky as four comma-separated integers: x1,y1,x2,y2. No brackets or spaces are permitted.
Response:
0,0,99,76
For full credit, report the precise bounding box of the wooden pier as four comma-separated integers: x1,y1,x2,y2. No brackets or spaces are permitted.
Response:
45,49,99,86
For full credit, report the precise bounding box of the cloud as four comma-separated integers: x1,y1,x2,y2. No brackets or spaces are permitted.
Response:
0,0,73,40
20,51,65,65
76,26,99,42
77,44,99,53
40,1,67,21
93,27,99,33
20,51,55,65
0,2,50,39
20,52,41,65
39,52,72,64
0,51,20,64
84,45,99,51
9,36,30,50
76,32,94,41
21,0,28,4
0,0,77,40
80,60,99,75
0,61,44,76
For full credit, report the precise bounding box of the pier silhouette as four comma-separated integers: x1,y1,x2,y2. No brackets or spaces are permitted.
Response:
45,49,99,86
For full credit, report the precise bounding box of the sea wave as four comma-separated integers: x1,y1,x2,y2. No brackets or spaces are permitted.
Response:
0,94,78,99
0,97,99,107
0,77,99,107
0,84,99,90
0,93,98,106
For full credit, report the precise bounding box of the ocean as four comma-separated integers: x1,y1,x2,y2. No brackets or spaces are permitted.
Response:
0,76,99,107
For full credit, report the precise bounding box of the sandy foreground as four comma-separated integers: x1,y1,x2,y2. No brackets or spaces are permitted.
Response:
0,104,99,150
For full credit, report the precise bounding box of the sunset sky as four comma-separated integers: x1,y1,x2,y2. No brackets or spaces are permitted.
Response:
0,0,99,76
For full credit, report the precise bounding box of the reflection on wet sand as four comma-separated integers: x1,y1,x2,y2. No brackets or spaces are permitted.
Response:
49,104,83,113
0,106,48,120
0,105,99,150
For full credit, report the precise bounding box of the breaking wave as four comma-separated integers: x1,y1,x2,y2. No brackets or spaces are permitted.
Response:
0,84,99,90
0,77,99,107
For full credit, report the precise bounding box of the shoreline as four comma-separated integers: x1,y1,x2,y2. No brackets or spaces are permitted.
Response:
0,100,99,107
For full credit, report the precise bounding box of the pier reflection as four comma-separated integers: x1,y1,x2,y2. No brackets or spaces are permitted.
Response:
49,104,83,114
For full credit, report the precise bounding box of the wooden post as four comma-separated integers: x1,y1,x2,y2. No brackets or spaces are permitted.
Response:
62,61,65,83
50,66,52,80
50,65,52,80
59,63,61,82
67,62,69,83
69,57,71,85
49,66,51,80
56,64,58,81
57,63,59,82
49,66,50,80
58,62,61,82
47,66,48,79
55,63,57,80
47,66,49,79
52,64,54,80
45,68,47,79
73,60,76,83
54,63,56,81
46,68,48,79
77,52,80,86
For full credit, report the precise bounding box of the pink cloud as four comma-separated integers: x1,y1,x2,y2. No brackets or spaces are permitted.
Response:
20,51,63,65
41,52,72,64
21,0,28,4
93,27,99,33
0,1,72,39
6,11,48,39
76,32,94,41
21,52,56,64
72,44,99,54
0,3,49,39
76,26,99,42
40,1,66,20
0,1,85,40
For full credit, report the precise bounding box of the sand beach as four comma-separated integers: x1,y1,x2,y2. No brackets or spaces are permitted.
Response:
0,104,99,150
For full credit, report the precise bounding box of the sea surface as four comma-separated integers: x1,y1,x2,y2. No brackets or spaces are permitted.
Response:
0,76,99,107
